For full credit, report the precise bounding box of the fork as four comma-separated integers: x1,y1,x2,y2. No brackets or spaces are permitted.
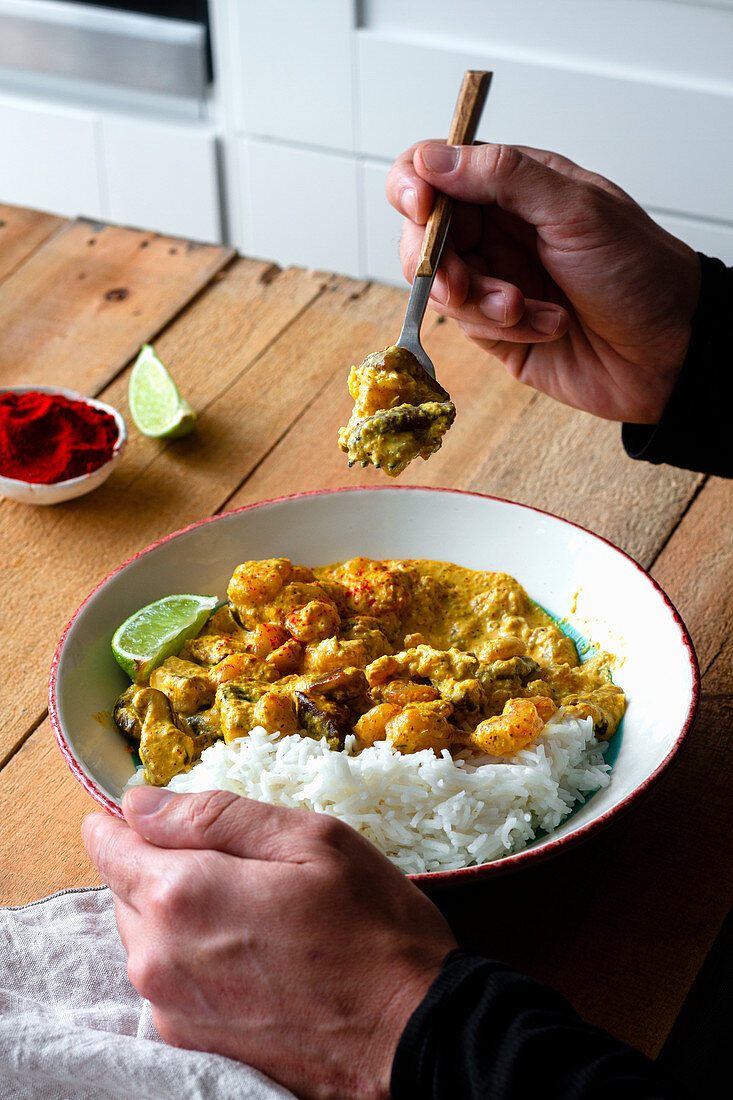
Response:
396,70,492,379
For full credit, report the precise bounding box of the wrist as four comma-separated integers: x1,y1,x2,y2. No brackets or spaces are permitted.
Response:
623,241,701,425
357,949,452,1100
652,241,702,422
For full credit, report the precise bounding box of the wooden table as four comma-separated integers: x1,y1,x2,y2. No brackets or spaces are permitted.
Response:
1,205,731,1071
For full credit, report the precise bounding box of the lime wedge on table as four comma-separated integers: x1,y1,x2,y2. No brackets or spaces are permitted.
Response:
112,594,217,683
128,344,196,439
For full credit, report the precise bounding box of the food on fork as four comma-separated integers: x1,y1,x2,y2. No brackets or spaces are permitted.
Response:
338,346,456,476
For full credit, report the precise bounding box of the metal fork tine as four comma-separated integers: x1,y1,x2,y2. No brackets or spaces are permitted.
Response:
396,274,440,379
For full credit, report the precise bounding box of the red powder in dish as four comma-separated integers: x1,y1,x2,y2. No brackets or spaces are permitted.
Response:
0,391,119,484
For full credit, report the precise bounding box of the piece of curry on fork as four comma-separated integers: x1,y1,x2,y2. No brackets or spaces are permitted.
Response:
338,345,456,477
337,74,491,478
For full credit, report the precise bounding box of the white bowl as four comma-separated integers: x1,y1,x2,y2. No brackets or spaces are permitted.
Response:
49,487,698,882
0,386,127,505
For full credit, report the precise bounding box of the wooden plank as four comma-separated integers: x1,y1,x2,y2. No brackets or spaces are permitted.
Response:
650,475,733,675
0,217,234,394
0,261,331,765
467,398,703,568
0,719,102,904
0,205,65,283
514,690,730,1058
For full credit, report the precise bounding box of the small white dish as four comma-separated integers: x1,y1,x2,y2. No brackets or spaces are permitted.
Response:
0,385,127,505
49,487,699,882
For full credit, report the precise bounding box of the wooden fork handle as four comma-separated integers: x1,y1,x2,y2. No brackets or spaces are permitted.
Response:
415,70,492,278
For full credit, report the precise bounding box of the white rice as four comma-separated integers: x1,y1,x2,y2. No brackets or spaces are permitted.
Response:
127,713,611,875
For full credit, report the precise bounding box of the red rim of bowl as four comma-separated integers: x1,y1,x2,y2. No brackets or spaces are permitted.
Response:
0,385,126,488
48,485,700,884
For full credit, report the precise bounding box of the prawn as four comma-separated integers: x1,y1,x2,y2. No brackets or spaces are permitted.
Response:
470,696,556,756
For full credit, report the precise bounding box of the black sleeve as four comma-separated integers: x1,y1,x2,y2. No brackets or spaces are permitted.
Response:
391,952,686,1099
622,254,733,478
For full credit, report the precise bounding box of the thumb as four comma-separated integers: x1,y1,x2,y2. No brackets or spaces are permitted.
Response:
122,785,311,863
414,142,586,231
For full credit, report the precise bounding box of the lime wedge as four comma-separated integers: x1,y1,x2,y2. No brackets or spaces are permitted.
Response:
112,593,218,683
128,344,197,439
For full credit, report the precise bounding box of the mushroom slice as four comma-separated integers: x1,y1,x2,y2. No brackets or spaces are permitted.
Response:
341,402,456,477
307,667,374,725
112,685,195,786
308,666,370,703
478,656,540,685
295,691,351,750
186,706,222,754
113,685,146,743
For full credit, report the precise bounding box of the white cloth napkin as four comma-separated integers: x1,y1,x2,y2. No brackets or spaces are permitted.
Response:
0,886,296,1100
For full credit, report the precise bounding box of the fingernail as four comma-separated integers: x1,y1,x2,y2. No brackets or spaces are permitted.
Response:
401,187,418,220
421,143,460,173
531,309,561,336
479,291,507,324
126,786,175,816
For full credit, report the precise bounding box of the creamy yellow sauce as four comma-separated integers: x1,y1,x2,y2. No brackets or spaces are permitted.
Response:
338,346,455,476
113,556,625,786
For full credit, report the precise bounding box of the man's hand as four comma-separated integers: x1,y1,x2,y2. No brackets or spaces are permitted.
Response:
387,142,701,423
83,788,456,1100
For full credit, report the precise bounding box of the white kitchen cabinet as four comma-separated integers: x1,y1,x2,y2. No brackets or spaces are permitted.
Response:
361,0,733,87
215,0,733,278
0,1,220,238
237,137,360,274
0,89,222,243
0,94,103,219
222,0,355,152
100,116,221,242
356,35,733,225
360,158,405,288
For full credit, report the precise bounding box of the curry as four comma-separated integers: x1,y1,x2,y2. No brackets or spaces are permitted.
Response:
338,346,455,476
114,557,625,787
